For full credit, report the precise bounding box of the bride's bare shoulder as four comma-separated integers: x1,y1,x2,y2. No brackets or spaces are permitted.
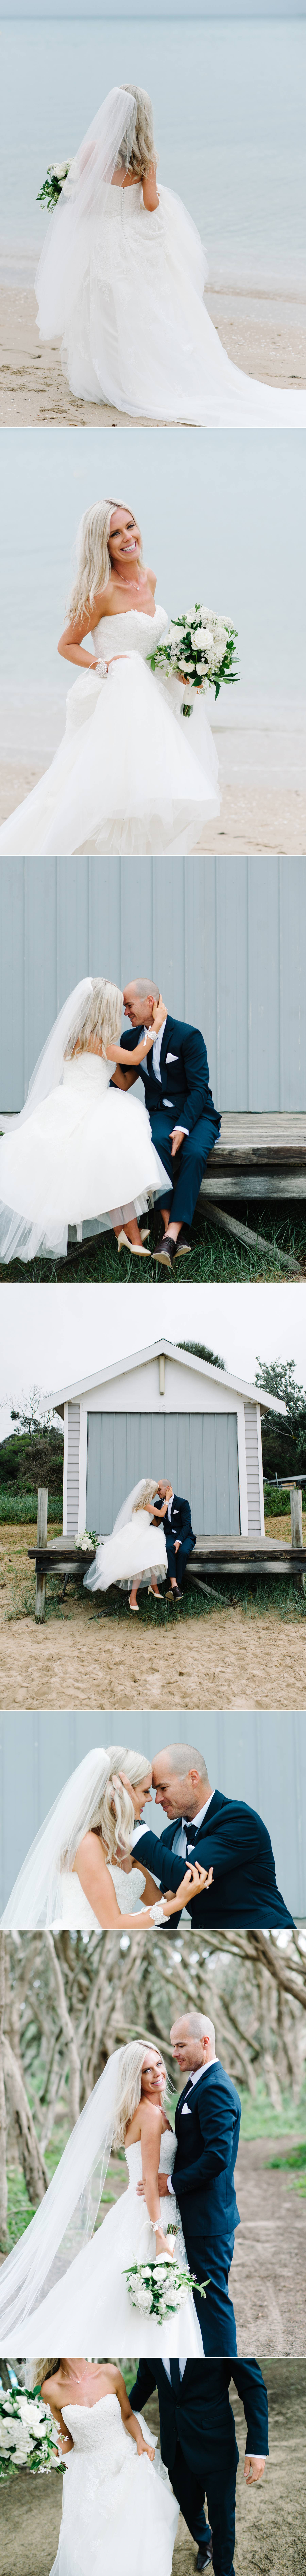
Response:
147,568,157,596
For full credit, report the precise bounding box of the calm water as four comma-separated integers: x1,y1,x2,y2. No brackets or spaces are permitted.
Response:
1,14,306,291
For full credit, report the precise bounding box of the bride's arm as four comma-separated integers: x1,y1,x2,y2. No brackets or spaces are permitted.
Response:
72,1831,185,1934
41,2384,74,2455
114,2368,155,2461
139,2102,173,2255
104,1026,156,1066
142,166,159,211
57,600,108,670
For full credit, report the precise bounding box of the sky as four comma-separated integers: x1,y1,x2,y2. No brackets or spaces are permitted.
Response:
0,1282,305,1440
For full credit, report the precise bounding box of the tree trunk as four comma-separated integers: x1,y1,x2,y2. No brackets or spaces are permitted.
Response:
2,2035,48,2206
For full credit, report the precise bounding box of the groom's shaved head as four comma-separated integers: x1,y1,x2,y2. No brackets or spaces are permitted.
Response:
123,978,161,1028
152,1740,211,1823
170,2010,216,2074
126,979,160,1002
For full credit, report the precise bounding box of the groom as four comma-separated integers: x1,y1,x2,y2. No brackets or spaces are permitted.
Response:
111,976,220,1264
137,2008,241,2356
133,1736,294,1926
128,2358,268,2575
152,1481,196,1602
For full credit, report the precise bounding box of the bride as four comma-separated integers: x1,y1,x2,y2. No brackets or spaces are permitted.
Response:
0,2040,204,2357
34,84,306,426
83,1477,174,1613
0,500,220,859
37,2358,179,2576
0,1741,207,1931
0,979,172,1263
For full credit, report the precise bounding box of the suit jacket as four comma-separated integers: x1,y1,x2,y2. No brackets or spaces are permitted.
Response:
155,1492,196,1550
118,1013,219,1135
128,2359,269,2473
135,1785,294,1928
172,2060,241,2241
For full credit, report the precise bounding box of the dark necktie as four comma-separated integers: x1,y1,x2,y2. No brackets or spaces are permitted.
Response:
169,2361,181,2399
184,1822,197,1846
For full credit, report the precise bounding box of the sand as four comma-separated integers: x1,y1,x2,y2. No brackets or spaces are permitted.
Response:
1,285,306,426
1,1522,305,1710
0,2364,305,2576
0,760,305,858
231,2137,306,2358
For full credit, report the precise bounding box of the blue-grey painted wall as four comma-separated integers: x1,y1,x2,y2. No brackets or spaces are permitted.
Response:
1,857,305,1112
0,1708,305,1919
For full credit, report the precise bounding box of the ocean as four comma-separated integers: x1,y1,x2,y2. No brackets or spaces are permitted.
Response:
1,13,306,295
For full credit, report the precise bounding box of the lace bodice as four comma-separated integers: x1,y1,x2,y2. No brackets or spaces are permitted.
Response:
61,2393,129,2461
125,2131,177,2186
89,603,168,660
56,1861,146,1930
62,1054,112,1098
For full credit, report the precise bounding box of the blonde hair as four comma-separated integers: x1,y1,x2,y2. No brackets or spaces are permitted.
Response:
113,2038,167,2148
133,1479,159,1515
91,1746,151,1863
36,2359,60,2389
65,978,123,1061
69,500,143,621
119,85,158,179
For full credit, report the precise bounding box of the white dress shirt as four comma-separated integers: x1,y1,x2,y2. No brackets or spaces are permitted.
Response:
162,2359,186,2383
141,1020,188,1135
171,1791,215,1862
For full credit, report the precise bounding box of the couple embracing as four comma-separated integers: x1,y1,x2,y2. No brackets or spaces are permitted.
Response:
40,2351,268,2576
0,973,219,1267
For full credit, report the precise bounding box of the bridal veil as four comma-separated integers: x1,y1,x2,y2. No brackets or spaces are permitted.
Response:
35,89,139,341
0,2042,148,2341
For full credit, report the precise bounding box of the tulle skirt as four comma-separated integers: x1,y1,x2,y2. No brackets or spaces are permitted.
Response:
0,1074,168,1263
50,2414,179,2576
16,2184,203,2358
36,183,306,425
83,1512,168,1595
0,653,220,860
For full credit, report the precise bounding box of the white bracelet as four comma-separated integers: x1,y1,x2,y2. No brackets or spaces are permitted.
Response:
149,1900,166,1924
95,657,108,679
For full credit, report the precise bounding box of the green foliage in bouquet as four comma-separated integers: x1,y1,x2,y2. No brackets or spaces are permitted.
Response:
0,2386,63,2479
148,603,239,712
37,163,71,210
124,2255,209,2319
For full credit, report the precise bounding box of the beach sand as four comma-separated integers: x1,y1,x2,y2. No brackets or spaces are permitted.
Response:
0,758,305,856
1,285,306,426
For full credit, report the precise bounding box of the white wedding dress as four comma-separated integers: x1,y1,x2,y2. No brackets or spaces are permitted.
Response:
84,1505,168,1596
36,177,306,427
52,1859,147,1931
13,2132,203,2358
49,2395,179,2576
0,1052,169,1263
0,604,220,860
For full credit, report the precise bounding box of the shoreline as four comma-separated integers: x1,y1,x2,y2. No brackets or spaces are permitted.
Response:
1,286,306,426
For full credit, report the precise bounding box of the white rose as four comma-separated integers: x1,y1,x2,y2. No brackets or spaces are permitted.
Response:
53,162,70,179
0,2424,15,2451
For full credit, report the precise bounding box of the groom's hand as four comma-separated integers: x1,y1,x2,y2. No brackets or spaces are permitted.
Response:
244,2458,266,2484
136,2173,169,2198
170,1127,185,1156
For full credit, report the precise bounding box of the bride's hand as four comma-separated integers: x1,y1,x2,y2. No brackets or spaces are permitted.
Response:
168,1861,214,1909
117,1767,141,1813
151,992,166,1034
136,2432,156,2462
155,2224,174,2259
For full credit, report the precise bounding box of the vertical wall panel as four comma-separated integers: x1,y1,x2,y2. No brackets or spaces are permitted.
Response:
86,1411,240,1537
66,1403,80,1534
1,858,305,1112
244,1402,261,1533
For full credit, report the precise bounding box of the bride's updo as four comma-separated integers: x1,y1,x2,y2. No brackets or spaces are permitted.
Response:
118,86,158,179
64,977,123,1060
69,499,143,619
113,2039,168,2148
60,1744,151,1875
133,1479,159,1513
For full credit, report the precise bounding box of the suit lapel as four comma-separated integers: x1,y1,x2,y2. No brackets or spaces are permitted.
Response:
159,1013,171,1077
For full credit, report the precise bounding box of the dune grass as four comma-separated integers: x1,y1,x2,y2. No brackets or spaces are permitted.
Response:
1,1198,306,1284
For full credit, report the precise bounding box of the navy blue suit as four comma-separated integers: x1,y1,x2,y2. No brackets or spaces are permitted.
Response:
157,1489,196,1586
172,2061,241,2354
117,1012,220,1228
135,1785,294,1928
129,2359,269,2576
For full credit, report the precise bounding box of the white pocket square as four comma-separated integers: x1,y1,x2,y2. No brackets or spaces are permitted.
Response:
166,1051,179,1063
181,2104,192,2116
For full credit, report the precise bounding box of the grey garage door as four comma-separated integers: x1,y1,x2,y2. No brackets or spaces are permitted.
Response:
86,1411,240,1536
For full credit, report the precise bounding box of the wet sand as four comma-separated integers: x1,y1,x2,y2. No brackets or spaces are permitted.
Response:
1,285,306,425
1,762,305,859
0,2364,305,2576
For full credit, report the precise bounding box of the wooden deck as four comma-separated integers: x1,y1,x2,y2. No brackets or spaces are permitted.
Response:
28,1529,306,1618
201,1112,306,1200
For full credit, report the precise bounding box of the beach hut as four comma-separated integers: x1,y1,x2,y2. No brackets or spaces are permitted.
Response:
53,1338,285,1542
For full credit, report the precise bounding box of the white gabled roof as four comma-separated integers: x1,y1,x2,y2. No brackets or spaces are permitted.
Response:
52,1338,286,1418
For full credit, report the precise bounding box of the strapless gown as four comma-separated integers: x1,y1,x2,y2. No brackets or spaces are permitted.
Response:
10,2132,203,2358
83,1506,168,1597
52,1860,147,1932
35,178,306,427
0,1052,169,1263
49,2393,179,2576
0,604,220,860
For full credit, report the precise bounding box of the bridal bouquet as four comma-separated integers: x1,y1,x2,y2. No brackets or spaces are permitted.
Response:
0,2387,61,2480
125,2247,208,2320
148,603,239,711
37,163,71,210
74,1529,97,1552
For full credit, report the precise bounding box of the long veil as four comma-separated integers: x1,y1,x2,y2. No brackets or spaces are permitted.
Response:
35,87,138,339
1,1748,110,1929
0,2045,145,2341
0,980,94,1132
